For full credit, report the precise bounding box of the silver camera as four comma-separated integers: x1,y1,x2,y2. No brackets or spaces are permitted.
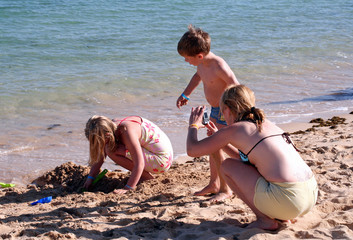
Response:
202,112,210,125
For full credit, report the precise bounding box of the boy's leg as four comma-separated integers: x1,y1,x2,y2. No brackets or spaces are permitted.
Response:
221,158,278,230
194,118,232,201
193,154,218,196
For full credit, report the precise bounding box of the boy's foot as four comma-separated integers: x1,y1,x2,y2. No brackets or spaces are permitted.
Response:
246,218,279,231
194,184,219,196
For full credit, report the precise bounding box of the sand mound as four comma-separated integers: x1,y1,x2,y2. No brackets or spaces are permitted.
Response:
33,162,130,194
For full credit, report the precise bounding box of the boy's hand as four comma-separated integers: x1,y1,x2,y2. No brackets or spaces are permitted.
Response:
176,95,189,109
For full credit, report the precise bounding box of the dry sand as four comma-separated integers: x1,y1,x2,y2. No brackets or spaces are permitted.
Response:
1,113,352,240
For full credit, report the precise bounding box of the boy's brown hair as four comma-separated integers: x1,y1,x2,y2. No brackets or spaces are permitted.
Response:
177,24,211,56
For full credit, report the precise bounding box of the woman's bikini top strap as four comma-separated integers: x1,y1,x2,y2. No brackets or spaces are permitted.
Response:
246,133,286,156
282,132,300,152
240,132,300,163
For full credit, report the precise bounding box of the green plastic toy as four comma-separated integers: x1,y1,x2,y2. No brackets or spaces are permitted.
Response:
92,169,108,185
80,169,108,193
0,182,15,188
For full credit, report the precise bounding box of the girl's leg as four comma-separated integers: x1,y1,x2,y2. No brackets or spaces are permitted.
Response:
106,145,153,181
221,158,278,230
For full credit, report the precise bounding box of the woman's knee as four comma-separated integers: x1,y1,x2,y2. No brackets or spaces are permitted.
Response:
220,158,236,175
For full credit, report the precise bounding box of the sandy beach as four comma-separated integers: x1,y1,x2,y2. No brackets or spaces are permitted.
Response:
0,112,352,240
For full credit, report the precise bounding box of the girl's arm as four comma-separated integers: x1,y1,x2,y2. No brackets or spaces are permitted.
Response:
83,157,104,189
118,123,145,190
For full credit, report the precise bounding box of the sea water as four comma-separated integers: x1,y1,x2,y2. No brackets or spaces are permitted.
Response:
1,0,352,185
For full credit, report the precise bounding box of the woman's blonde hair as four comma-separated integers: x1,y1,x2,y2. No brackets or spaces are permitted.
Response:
84,115,117,166
220,85,265,131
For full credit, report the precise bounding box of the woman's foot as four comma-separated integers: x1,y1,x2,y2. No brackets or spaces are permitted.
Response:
280,219,297,224
246,218,279,230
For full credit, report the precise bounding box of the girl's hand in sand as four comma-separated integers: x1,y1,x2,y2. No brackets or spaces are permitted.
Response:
113,188,129,195
206,121,218,136
189,106,205,128
83,178,93,190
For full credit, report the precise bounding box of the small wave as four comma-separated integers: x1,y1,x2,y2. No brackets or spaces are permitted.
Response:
0,146,34,155
332,107,349,111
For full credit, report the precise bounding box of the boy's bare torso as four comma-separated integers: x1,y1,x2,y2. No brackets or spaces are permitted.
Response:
197,54,237,107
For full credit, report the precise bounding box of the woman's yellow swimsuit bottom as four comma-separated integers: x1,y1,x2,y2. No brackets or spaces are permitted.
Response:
254,175,318,220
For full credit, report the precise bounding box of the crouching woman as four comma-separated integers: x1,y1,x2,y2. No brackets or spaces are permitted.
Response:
187,85,318,230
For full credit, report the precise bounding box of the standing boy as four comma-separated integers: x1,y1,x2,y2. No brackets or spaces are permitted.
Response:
176,25,239,202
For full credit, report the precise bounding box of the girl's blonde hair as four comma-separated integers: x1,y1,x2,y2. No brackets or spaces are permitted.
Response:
220,85,265,131
84,115,117,166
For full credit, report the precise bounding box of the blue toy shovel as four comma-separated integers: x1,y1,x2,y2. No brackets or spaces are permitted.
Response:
31,196,52,205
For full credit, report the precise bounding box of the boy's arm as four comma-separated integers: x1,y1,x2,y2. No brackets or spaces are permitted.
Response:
176,72,202,109
217,61,239,85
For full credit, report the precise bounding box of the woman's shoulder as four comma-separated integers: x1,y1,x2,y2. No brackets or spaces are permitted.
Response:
262,120,284,132
223,122,250,137
229,121,255,130
229,120,282,136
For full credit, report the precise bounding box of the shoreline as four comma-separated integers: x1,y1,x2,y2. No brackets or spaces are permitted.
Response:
1,111,352,186
277,112,353,134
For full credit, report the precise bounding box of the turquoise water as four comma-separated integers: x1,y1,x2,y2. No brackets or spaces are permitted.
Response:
1,0,352,184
